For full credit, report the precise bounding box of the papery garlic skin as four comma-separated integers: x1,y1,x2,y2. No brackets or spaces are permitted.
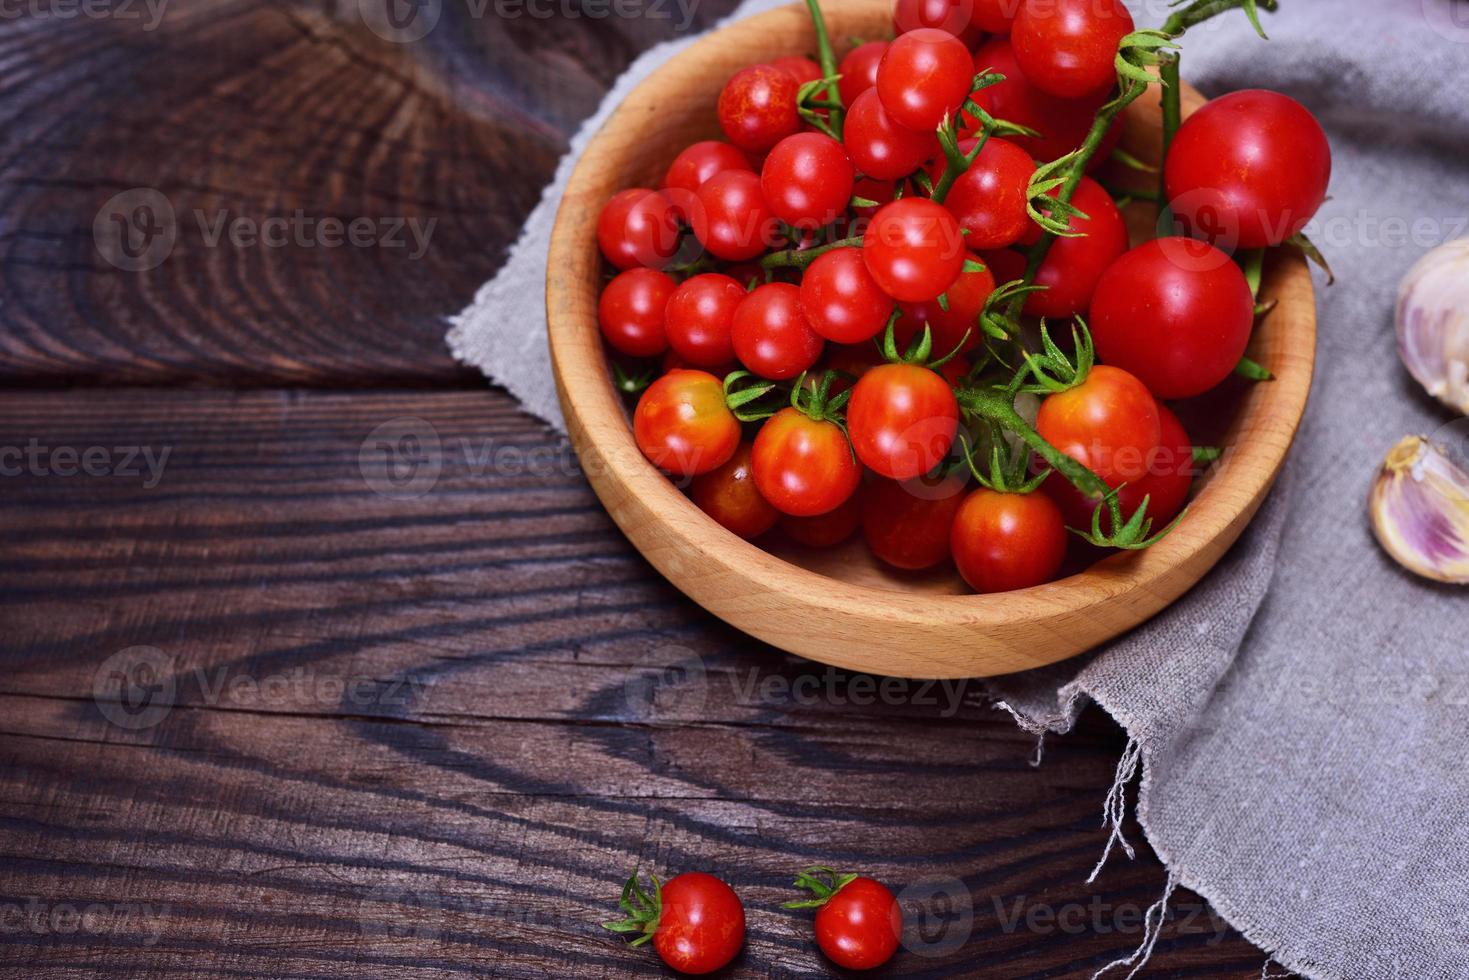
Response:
1396,240,1469,414
1369,436,1469,585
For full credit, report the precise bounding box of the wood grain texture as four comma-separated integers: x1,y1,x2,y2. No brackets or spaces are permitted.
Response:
546,0,1316,679
0,390,1276,977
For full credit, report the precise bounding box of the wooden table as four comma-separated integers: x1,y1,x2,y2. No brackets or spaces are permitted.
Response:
0,2,1276,975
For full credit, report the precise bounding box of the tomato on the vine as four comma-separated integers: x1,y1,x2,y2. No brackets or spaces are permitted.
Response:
753,407,861,516
665,272,747,368
605,871,745,975
1011,0,1134,99
838,40,889,107
634,369,741,478
951,487,1068,592
599,267,674,357
1035,365,1161,488
800,246,895,344
731,283,824,380
718,64,802,153
663,141,753,202
1089,237,1255,399
1164,89,1332,250
967,38,1121,167
692,169,776,261
761,132,855,230
876,28,974,132
892,0,984,46
847,361,960,480
1045,403,1196,531
597,188,681,270
941,136,1036,250
844,88,942,181
863,197,966,303
895,252,994,355
770,54,823,85
862,473,967,569
691,441,780,539
781,488,862,547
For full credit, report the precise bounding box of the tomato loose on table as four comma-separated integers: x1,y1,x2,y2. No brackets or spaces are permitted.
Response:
599,267,674,358
731,283,824,380
941,136,1036,250
1089,237,1255,399
596,188,681,270
692,169,776,262
1045,403,1196,531
633,369,741,478
655,873,747,975
761,132,855,230
813,877,902,971
718,64,802,153
876,28,974,133
752,407,861,517
838,40,889,107
665,272,747,368
847,362,960,480
1011,0,1134,99
951,487,1068,592
1035,364,1161,489
800,246,896,344
691,441,780,539
863,197,966,303
1164,89,1332,250
862,472,967,569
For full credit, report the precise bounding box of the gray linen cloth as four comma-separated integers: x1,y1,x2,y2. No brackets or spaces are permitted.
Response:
448,2,1469,976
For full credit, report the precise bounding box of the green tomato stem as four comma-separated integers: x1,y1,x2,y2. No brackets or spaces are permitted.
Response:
803,0,844,136
1157,53,1181,225
759,234,863,270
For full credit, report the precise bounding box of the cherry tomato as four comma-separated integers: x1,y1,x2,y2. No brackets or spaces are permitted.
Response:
718,64,802,153
942,136,1036,249
1035,364,1161,489
847,362,960,480
692,170,776,262
876,28,974,133
892,0,983,47
967,39,1121,167
652,872,746,975
761,133,855,230
731,283,824,380
896,250,994,355
981,175,1126,318
665,273,746,367
844,88,942,181
770,54,823,86
1164,89,1332,250
862,472,967,569
664,142,753,204
838,41,889,107
597,188,680,270
599,267,674,357
863,198,966,303
634,369,741,477
951,487,1067,592
1045,403,1195,530
800,247,895,344
972,0,1016,33
1011,0,1133,99
691,441,780,539
781,488,862,547
752,407,861,516
1089,237,1255,399
813,877,902,971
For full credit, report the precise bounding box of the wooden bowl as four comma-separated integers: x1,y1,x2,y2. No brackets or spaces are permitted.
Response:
546,0,1314,679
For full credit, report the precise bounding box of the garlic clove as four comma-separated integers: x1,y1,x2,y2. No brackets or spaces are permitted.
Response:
1396,239,1469,415
1369,435,1469,585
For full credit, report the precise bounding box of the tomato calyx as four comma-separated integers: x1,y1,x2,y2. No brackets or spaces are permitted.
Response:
781,865,860,910
877,308,970,373
929,73,1035,206
602,870,663,947
959,427,1048,495
723,369,786,422
1009,318,1095,395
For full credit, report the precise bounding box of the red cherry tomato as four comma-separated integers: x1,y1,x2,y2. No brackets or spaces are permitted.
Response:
876,28,974,133
843,88,942,181
967,38,1121,167
665,273,746,368
800,247,895,344
863,198,966,303
838,41,889,107
718,64,802,153
599,267,674,357
1011,0,1134,99
770,54,823,86
634,369,741,478
664,142,753,202
692,170,776,262
761,132,855,230
895,251,994,355
892,0,983,46
752,407,861,516
781,487,862,547
1045,403,1195,530
731,283,824,380
972,0,1016,33
1035,364,1161,489
691,441,780,539
951,487,1067,592
652,872,746,975
1089,237,1255,399
862,472,967,569
942,136,1036,249
813,877,902,971
847,362,960,480
597,188,680,270
1164,89,1332,250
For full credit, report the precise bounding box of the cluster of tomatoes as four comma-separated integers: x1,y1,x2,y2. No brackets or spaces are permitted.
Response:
594,0,1331,595
604,867,901,974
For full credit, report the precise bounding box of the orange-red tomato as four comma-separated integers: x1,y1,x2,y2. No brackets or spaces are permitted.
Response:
691,442,780,539
633,369,741,478
861,472,967,569
752,407,861,517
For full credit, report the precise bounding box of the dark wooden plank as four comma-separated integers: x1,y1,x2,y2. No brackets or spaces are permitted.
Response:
0,0,742,385
0,388,1277,977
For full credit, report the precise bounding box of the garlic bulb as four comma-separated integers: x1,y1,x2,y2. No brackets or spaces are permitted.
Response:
1369,435,1469,585
1396,240,1469,414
